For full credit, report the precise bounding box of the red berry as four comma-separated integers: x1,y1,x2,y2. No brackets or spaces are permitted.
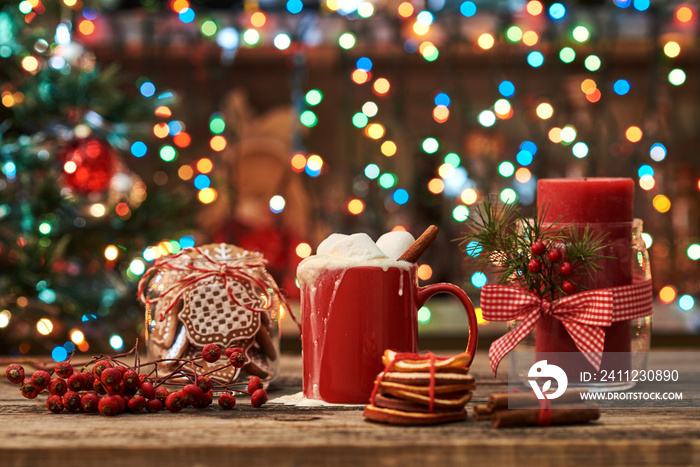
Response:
528,259,542,273
20,381,39,399
218,392,236,410
183,384,204,405
192,393,210,409
92,360,112,379
80,393,100,413
202,344,221,363
139,381,156,400
156,386,170,402
100,367,122,386
98,395,120,416
559,262,574,277
145,398,163,413
251,388,268,408
547,249,562,263
531,241,546,256
82,371,95,390
30,370,51,390
106,382,125,396
63,391,81,412
46,395,64,414
93,380,106,395
54,362,74,379
138,374,151,385
247,376,263,394
196,375,212,393
49,378,68,397
5,364,24,384
127,395,147,413
225,346,243,358
123,369,139,389
116,365,128,376
165,391,186,413
67,372,87,392
562,280,577,295
229,351,246,368
113,395,127,414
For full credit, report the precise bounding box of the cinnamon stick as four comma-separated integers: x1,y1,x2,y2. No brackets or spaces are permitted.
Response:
492,403,601,428
472,404,495,421
487,389,589,410
398,225,439,263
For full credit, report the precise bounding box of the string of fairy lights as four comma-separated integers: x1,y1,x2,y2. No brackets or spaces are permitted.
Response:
3,0,700,358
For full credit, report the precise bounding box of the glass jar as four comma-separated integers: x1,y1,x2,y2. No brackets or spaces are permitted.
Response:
508,219,652,392
141,244,283,385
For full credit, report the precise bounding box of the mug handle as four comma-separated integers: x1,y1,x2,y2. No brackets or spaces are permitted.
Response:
416,283,479,367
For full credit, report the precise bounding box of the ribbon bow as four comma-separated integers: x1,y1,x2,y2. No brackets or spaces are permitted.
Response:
137,247,281,321
481,280,653,375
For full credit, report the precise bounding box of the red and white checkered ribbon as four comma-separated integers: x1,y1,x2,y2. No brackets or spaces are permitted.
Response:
481,280,653,375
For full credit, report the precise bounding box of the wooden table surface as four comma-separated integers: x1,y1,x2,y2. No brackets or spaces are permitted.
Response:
1,350,699,467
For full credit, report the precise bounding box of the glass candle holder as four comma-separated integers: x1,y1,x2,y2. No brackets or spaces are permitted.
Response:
508,219,652,392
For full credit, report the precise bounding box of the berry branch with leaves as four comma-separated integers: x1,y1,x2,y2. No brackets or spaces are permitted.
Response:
458,198,610,301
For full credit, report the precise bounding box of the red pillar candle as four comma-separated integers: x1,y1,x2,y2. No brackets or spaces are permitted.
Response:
536,178,635,373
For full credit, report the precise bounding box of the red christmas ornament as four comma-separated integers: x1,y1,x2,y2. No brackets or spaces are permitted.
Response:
60,138,115,193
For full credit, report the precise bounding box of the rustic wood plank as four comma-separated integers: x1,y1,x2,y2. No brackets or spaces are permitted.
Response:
1,351,698,467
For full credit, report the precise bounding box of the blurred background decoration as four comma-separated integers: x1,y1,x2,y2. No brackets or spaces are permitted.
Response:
0,0,698,357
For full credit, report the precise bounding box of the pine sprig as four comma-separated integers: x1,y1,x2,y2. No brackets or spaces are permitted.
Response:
457,197,610,300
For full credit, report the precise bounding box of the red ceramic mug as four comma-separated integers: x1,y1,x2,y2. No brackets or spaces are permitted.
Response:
301,265,479,404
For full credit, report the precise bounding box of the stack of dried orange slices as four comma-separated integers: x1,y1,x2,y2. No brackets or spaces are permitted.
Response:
363,350,476,425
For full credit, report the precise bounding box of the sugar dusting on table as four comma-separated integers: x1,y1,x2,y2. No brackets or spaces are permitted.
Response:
269,391,365,407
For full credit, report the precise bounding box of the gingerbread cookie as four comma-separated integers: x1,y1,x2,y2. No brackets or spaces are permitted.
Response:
139,243,285,384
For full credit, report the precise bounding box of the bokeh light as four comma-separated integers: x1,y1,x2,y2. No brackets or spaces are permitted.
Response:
626,126,643,143
664,41,681,58
536,102,554,119
428,178,444,194
269,195,286,213
417,264,433,281
37,318,53,335
560,47,576,63
478,33,495,50
296,243,312,258
361,164,379,181
659,285,676,304
373,78,391,95
687,244,700,260
422,137,439,154
347,198,365,214
679,295,695,311
652,194,671,213
452,205,469,222
471,272,487,288
527,1,543,16
650,143,667,161
669,68,686,86
572,25,590,43
461,188,478,205
381,141,397,157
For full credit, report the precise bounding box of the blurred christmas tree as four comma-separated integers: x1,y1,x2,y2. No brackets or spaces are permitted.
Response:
0,0,193,356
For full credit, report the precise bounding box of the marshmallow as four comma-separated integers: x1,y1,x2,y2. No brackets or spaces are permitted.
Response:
376,231,416,261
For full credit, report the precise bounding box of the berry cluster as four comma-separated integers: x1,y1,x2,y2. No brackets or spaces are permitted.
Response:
528,240,578,295
5,343,268,416
458,198,608,301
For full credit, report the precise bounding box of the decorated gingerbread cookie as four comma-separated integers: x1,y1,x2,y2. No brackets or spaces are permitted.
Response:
139,243,286,383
